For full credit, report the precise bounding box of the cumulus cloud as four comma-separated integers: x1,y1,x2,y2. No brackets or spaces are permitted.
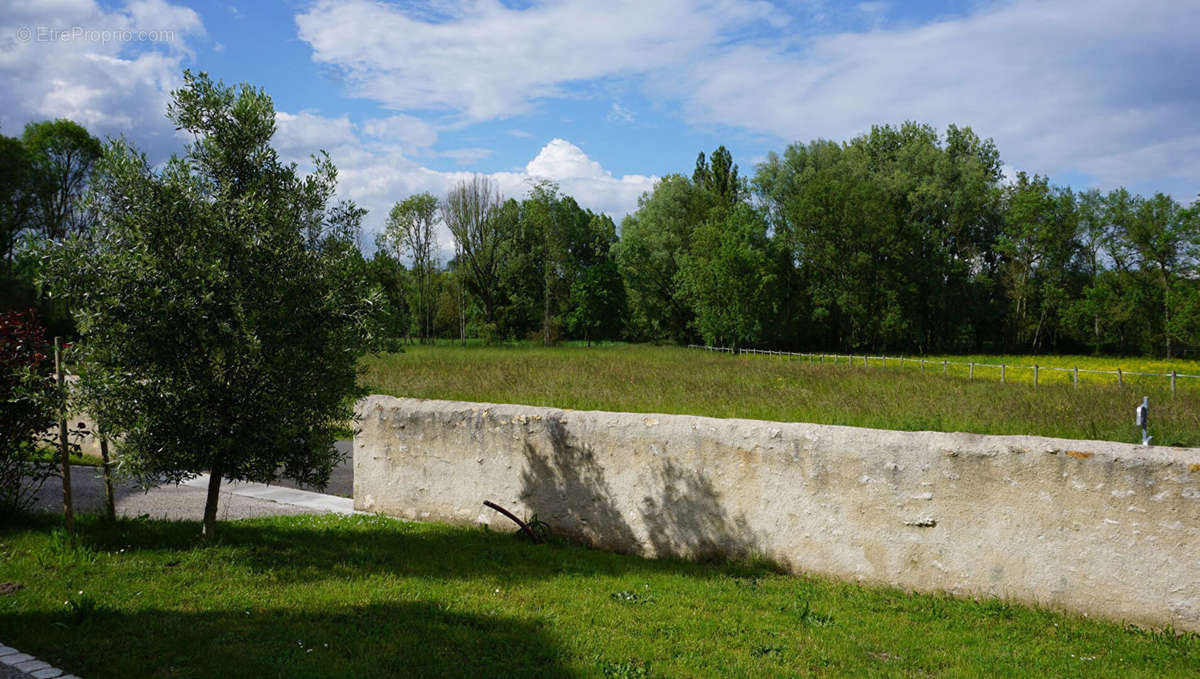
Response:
272,116,656,255
0,0,204,158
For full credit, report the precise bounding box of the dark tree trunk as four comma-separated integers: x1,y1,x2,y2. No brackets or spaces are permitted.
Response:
54,337,74,535
99,437,115,521
202,456,224,540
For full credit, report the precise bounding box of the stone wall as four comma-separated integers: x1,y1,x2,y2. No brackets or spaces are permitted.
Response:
354,395,1200,631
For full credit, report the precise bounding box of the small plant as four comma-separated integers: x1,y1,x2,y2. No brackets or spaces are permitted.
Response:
597,657,651,679
1127,624,1200,657
751,644,784,658
785,599,833,627
60,591,102,626
35,529,95,569
979,598,1017,620
524,513,552,543
609,589,655,605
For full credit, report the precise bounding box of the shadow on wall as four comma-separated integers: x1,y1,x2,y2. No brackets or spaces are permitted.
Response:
640,459,761,561
519,413,762,560
519,416,639,552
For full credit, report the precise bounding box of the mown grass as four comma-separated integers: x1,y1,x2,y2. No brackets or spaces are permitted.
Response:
1,513,1196,678
359,344,1200,446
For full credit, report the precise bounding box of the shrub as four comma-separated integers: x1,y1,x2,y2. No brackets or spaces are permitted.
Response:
0,309,61,513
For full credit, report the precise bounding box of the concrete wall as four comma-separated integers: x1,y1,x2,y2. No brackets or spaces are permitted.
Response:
354,395,1200,632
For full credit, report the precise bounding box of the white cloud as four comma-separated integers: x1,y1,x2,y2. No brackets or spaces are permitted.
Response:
361,114,438,150
526,138,606,179
0,0,204,158
666,0,1200,197
439,147,493,165
294,0,1200,199
295,0,776,121
271,117,656,255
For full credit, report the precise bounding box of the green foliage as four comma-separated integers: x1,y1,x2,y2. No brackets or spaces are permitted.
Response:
754,123,1006,353
364,249,410,347
382,192,440,342
39,71,377,535
20,119,102,241
677,204,774,350
613,174,710,343
0,133,36,264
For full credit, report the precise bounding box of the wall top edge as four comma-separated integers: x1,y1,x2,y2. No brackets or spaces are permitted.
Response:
356,395,1200,465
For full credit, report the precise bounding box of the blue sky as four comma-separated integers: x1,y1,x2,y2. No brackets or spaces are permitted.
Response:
2,0,1199,248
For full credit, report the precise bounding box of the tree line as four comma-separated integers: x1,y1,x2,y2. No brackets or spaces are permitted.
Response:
5,116,1199,358
370,123,1200,358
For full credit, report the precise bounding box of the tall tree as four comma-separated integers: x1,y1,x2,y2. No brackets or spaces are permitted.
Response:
22,120,102,241
565,213,626,344
996,173,1079,352
0,134,35,264
384,193,440,343
365,245,410,347
693,145,742,206
43,71,377,539
613,174,711,343
1124,193,1199,357
678,203,774,350
442,175,504,326
524,180,567,345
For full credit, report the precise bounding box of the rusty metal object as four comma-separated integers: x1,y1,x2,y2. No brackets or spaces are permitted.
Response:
483,500,542,543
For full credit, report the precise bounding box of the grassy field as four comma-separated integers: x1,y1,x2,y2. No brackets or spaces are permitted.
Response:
359,344,1200,446
1,513,1196,678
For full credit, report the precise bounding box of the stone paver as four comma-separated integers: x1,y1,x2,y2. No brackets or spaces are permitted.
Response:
0,652,70,679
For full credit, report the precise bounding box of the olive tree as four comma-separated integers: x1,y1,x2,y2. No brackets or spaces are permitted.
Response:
43,71,377,538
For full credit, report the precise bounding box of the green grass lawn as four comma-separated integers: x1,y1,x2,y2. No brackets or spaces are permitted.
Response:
1,513,1196,678
359,344,1200,446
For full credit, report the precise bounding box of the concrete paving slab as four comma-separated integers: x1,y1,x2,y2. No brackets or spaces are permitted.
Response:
180,475,358,515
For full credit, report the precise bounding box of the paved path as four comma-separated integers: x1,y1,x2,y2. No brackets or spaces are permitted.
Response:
30,440,355,520
0,645,79,679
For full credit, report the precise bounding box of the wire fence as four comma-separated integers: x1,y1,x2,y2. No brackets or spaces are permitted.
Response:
687,345,1200,395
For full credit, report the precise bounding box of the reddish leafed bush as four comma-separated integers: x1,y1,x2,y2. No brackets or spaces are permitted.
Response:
1,308,60,513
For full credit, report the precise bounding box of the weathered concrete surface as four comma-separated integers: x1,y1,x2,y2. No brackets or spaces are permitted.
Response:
355,395,1200,632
